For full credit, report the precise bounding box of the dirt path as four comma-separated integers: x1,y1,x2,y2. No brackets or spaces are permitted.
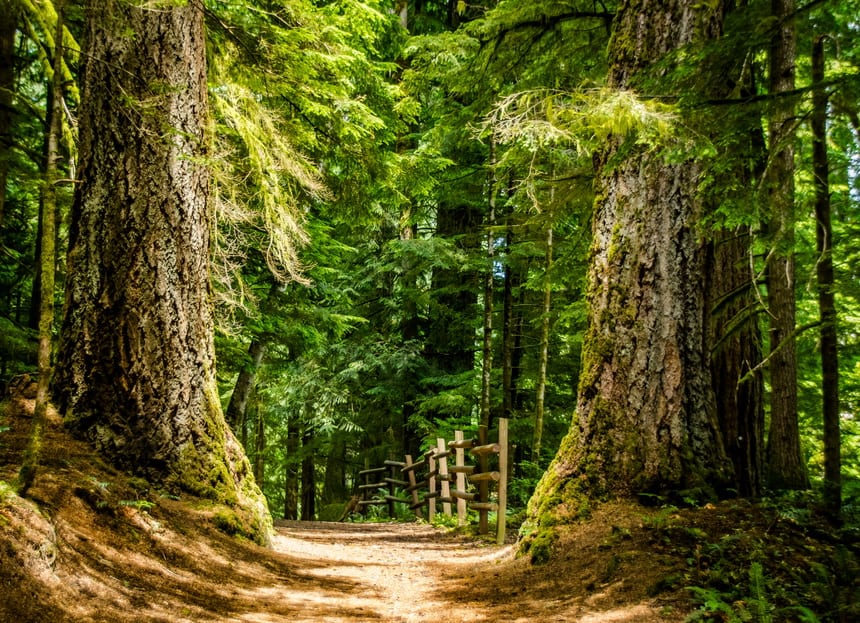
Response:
2,392,683,623
270,521,513,623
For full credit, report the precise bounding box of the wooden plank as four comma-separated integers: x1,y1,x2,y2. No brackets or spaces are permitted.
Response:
469,471,500,483
358,482,387,490
401,458,426,473
384,477,409,487
358,466,388,476
477,425,489,535
437,438,452,517
405,455,423,520
469,502,499,512
427,452,436,522
454,431,467,526
449,465,475,475
405,480,426,493
448,438,478,449
384,460,406,467
497,418,509,545
450,489,476,502
470,443,501,456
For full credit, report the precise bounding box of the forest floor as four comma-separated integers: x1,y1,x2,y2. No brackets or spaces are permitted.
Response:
1,381,858,623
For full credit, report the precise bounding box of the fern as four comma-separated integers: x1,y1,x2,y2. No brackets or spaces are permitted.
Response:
747,562,772,623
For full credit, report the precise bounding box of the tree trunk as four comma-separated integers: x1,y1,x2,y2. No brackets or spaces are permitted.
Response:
707,228,765,497
301,428,315,520
226,339,266,431
812,35,840,517
764,0,809,491
0,0,16,230
283,415,299,520
533,221,553,463
705,41,767,499
17,3,63,496
252,400,265,485
322,435,347,504
529,0,731,526
480,141,497,430
54,0,270,543
501,225,526,421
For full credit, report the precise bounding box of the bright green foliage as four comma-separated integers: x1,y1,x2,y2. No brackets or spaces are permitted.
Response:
0,0,858,561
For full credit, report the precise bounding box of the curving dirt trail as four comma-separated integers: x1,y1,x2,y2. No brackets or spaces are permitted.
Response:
270,521,513,623
1,390,682,623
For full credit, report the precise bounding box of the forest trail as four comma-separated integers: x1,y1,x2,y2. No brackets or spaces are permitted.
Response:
268,520,511,622
1,391,680,623
260,520,670,623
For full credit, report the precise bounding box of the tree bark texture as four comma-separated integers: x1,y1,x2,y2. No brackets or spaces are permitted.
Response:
226,339,266,430
764,0,809,491
480,145,497,430
533,222,553,463
812,35,840,516
54,1,270,542
0,0,16,230
301,428,316,520
703,34,767,499
531,0,730,522
706,229,764,497
17,3,63,496
283,415,299,520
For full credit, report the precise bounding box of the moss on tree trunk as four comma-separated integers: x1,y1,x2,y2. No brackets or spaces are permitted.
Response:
527,0,732,535
54,0,270,544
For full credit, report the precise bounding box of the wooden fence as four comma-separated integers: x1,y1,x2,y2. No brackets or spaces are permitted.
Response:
355,418,509,545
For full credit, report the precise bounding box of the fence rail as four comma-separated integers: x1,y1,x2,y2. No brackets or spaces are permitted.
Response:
355,418,509,545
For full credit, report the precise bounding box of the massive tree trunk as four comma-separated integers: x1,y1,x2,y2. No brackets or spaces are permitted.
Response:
54,1,271,543
764,0,809,491
529,0,731,526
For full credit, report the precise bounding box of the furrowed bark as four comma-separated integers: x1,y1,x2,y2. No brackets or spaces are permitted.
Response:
55,0,271,543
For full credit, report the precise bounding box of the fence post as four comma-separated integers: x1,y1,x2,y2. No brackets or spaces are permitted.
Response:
425,448,436,522
404,454,423,520
437,438,452,517
454,430,467,526
497,418,508,545
477,425,489,535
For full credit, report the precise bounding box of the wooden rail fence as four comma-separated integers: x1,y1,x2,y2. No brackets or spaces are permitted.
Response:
355,418,509,545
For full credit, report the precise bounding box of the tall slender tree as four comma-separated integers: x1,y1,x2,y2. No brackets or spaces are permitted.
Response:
812,34,841,516
16,0,64,496
54,0,270,542
764,0,809,491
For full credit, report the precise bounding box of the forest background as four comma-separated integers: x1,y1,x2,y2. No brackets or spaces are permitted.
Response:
1,0,859,551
